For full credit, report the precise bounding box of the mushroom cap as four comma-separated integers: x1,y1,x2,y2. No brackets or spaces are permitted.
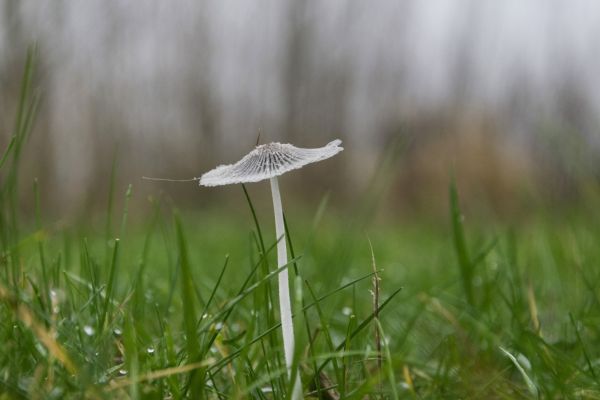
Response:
200,139,343,186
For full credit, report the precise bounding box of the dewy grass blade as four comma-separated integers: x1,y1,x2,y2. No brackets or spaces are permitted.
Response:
107,359,216,390
0,283,77,375
499,347,538,397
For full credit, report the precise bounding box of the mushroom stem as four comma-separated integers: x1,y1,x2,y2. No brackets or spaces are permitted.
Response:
270,176,302,399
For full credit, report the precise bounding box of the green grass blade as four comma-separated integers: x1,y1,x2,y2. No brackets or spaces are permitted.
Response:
99,238,120,331
569,313,598,383
284,212,320,391
375,319,399,400
315,286,402,376
4,45,39,264
174,211,202,397
0,136,16,171
341,313,357,397
305,281,342,390
132,197,160,319
302,271,380,311
197,255,229,331
119,184,133,240
123,316,140,400
449,178,474,306
104,148,119,267
33,178,50,314
499,346,538,397
12,46,36,141
241,184,276,336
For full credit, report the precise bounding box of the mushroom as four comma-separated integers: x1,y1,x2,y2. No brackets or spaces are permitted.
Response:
200,139,343,397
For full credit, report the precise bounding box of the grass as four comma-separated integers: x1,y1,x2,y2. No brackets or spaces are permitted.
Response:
2,50,600,399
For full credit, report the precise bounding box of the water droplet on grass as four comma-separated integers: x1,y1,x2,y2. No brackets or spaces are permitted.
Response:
517,353,532,370
118,369,127,376
342,306,352,316
147,347,155,355
49,289,64,313
83,325,95,336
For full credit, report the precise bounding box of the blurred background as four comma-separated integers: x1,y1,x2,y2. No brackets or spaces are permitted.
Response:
1,1,599,219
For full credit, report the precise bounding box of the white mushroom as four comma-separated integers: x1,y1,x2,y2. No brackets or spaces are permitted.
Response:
200,139,343,398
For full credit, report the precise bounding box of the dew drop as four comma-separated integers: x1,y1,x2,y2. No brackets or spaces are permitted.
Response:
517,353,532,370
118,369,128,376
83,325,95,336
113,328,123,337
342,306,352,316
50,288,65,303
147,347,155,355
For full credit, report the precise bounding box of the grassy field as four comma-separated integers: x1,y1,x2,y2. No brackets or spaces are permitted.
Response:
2,51,600,400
